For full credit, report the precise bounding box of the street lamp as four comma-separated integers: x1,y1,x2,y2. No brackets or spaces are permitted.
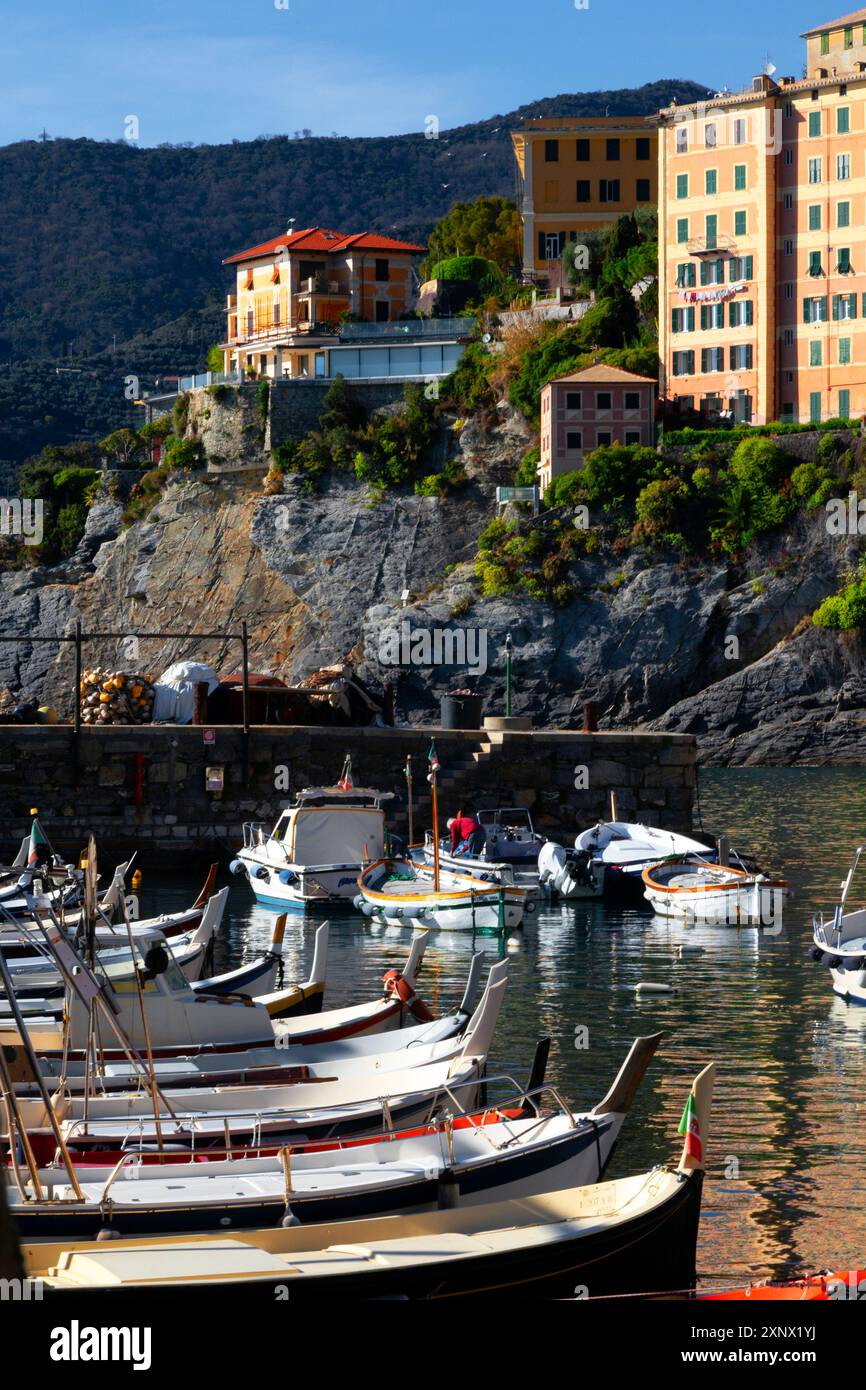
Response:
504,632,513,718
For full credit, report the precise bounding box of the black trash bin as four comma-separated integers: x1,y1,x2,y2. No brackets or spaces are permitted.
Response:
440,693,483,729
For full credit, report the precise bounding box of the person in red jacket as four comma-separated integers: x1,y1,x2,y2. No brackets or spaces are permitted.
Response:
447,811,484,856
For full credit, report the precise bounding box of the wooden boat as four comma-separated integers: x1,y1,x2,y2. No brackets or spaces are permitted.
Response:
5,1034,660,1240
24,1061,714,1301
357,858,526,933
811,844,866,1003
642,858,788,926
696,1270,865,1300
231,777,394,911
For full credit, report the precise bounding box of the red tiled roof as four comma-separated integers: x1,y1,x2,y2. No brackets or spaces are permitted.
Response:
223,226,426,264
547,363,657,386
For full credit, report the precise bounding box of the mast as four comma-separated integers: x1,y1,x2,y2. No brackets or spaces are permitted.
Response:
431,766,440,892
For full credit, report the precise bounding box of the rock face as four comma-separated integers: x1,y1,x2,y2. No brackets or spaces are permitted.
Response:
1,402,865,765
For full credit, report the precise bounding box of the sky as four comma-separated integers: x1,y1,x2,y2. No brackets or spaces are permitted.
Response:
0,0,846,146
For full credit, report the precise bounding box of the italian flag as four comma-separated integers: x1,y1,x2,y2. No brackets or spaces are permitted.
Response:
27,817,49,866
428,741,440,774
678,1091,703,1162
337,755,353,792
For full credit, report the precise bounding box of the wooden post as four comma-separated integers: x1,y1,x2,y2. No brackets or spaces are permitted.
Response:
609,790,618,821
582,700,598,732
431,769,440,893
405,756,413,847
717,835,730,867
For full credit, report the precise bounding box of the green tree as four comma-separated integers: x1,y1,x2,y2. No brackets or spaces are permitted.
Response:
424,196,522,277
98,428,142,467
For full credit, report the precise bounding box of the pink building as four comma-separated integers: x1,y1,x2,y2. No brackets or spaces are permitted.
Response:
539,364,657,489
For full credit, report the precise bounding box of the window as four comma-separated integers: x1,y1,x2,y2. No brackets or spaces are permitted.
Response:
734,164,747,191
810,392,822,423
810,341,823,367
677,217,689,243
636,137,651,160
784,192,793,209
700,257,724,286
676,263,696,287
809,157,822,183
729,255,753,280
676,126,688,153
545,139,559,162
565,391,582,410
809,204,822,231
839,338,852,365
606,138,620,160
566,431,583,450
636,178,651,201
838,107,850,134
785,283,794,299
784,238,794,255
246,309,254,335
838,247,853,274
808,110,821,137
600,180,620,202
803,296,828,322
272,301,280,325
838,201,851,228
576,179,591,202
832,291,856,318
596,392,612,410
784,101,793,119
672,351,694,375
541,231,565,259
676,173,689,199
840,389,851,417
705,169,717,195
705,123,717,148
705,214,718,249
700,303,724,329
845,25,853,48
784,329,794,346
575,138,590,160
733,118,746,144
729,344,753,370
809,250,823,276
596,432,612,446
375,259,389,282
837,153,850,179
671,307,695,332
625,392,641,410
734,210,747,236
375,301,389,322
820,30,829,54
785,149,793,165
729,300,753,327
701,346,724,372
625,431,641,445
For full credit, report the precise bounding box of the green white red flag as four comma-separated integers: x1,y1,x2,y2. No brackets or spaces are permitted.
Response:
678,1091,702,1162
27,817,49,866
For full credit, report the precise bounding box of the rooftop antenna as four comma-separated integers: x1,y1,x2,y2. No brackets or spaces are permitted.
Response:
763,53,777,77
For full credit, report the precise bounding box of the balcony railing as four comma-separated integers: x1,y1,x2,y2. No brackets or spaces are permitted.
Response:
687,234,736,257
340,316,476,340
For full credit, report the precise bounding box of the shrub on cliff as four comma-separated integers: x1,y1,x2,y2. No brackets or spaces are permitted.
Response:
17,444,101,564
632,477,692,551
813,568,866,630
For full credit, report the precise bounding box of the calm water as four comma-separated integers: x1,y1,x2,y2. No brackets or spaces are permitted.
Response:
136,767,866,1289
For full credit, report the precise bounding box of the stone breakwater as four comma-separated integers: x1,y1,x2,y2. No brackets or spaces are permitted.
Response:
0,725,696,856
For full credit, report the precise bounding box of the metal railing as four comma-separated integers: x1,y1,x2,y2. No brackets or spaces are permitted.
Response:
341,317,475,340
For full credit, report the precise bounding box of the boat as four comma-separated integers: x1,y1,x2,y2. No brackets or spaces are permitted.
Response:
474,807,545,868
231,772,395,912
357,857,527,933
10,961,508,1159
537,842,605,900
642,858,788,927
24,1061,714,1301
574,820,716,897
6,1033,661,1240
811,844,866,1002
695,1270,866,1300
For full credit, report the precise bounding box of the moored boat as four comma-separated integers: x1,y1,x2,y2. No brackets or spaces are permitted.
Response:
812,844,866,1002
642,858,788,926
357,857,526,932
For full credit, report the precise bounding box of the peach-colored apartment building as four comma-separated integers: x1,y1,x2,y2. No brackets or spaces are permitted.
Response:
539,365,656,489
659,9,866,425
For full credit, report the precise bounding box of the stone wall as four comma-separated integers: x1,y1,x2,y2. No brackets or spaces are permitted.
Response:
0,724,697,857
266,379,410,452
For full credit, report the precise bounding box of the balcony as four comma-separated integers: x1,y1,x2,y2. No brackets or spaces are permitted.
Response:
339,316,476,341
687,233,737,257
297,274,350,297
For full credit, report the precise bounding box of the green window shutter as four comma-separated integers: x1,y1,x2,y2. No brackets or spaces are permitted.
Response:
716,258,724,282
734,165,746,191
728,301,736,327
687,307,695,331
803,298,811,324
839,340,851,366
734,211,746,236
840,389,851,417
809,205,821,230
821,296,828,319
705,170,716,194
677,173,688,198
838,201,850,229
745,256,753,279
705,214,717,247
677,218,688,243
745,301,753,325
700,305,707,330
838,107,850,134
832,295,840,321
672,308,679,332
689,264,696,286
809,111,821,137
849,293,858,319
699,261,708,286
810,392,822,424
810,341,822,367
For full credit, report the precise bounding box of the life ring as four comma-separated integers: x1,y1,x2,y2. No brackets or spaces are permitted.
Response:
383,969,414,1003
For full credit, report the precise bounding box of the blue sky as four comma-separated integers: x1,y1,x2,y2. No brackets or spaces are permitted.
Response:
0,0,842,146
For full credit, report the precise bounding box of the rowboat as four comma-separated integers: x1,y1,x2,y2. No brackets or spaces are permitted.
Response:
642,858,788,927
231,778,394,912
357,857,526,932
811,844,866,1002
6,1034,660,1240
24,1061,714,1301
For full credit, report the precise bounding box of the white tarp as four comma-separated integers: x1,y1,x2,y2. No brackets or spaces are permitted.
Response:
289,808,384,866
152,662,219,724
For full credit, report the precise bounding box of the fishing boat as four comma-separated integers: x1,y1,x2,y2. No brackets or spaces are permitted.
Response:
642,858,788,927
357,858,526,933
811,844,866,1002
231,761,394,912
474,807,545,867
24,1061,714,1301
6,1034,661,1240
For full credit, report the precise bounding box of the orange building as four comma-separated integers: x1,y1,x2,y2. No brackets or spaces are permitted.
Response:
222,226,426,379
512,117,658,282
659,9,866,425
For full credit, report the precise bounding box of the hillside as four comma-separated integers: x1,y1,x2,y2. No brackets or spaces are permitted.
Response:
0,80,708,462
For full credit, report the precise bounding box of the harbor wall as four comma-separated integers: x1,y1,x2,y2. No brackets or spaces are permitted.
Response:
0,724,697,857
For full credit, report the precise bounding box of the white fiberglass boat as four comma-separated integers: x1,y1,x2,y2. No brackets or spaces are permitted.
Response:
575,820,715,895
231,784,394,912
642,859,788,926
812,845,866,1003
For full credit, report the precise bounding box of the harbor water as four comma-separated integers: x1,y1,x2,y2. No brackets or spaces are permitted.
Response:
136,766,866,1290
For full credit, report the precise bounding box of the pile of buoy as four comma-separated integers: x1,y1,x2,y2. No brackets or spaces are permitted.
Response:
79,669,156,725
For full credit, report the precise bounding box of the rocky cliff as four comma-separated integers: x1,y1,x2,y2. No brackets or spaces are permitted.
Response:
2,402,865,766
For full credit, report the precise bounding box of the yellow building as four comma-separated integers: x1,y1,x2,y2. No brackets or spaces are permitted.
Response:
659,9,866,425
512,117,658,281
222,226,426,379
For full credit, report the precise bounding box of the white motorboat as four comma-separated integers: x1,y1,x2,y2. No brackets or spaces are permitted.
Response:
642,858,788,926
812,845,866,1003
574,820,715,895
475,807,545,867
231,784,394,912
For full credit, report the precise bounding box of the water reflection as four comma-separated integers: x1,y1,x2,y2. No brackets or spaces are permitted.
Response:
134,768,866,1288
